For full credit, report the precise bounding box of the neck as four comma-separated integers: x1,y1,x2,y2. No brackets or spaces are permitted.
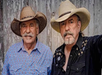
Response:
23,41,37,54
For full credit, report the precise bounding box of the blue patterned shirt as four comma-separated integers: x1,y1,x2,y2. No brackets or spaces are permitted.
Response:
2,40,53,75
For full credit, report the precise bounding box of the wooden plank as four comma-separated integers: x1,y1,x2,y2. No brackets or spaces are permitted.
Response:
94,0,99,35
80,0,89,36
97,0,102,35
0,0,3,74
88,0,94,36
37,0,48,45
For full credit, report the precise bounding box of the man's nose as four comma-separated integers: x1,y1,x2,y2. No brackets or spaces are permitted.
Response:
65,23,70,31
26,26,30,33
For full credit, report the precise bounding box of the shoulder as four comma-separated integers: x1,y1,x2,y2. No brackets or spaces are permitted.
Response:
84,35,102,43
38,41,51,51
55,44,65,53
38,41,52,54
38,41,53,58
9,42,21,50
7,42,22,54
53,44,65,67
53,44,65,60
84,35,102,39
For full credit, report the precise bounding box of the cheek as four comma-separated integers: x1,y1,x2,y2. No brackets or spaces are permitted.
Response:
60,28,63,35
20,29,26,34
73,28,80,37
60,30,65,38
30,28,37,35
20,29,24,35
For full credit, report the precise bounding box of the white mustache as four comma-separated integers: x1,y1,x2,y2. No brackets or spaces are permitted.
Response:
63,31,73,37
22,33,34,37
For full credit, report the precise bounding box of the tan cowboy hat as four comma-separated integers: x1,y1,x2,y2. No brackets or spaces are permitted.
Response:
11,6,47,36
51,0,90,32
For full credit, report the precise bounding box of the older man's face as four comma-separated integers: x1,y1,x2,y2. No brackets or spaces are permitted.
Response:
20,19,39,44
59,15,81,45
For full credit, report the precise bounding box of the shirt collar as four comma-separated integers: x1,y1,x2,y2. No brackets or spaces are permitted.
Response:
17,39,42,53
33,40,41,53
75,33,83,49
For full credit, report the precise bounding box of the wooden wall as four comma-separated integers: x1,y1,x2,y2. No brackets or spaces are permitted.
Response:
0,0,102,74
0,0,3,74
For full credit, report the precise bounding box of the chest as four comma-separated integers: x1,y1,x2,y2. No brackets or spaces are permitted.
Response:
8,51,48,75
56,39,88,75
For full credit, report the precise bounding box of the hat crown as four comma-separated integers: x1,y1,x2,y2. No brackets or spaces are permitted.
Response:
20,6,35,20
58,0,76,17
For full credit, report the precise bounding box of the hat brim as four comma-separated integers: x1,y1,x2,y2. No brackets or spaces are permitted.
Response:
11,12,47,36
51,8,90,32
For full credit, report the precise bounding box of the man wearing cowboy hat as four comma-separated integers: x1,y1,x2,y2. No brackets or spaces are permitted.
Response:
51,0,102,75
2,6,53,75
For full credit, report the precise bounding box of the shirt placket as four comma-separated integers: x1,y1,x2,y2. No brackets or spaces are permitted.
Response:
65,46,79,75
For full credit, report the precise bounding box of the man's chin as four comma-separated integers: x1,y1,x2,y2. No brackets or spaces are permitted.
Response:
64,40,75,45
23,41,33,44
23,38,33,43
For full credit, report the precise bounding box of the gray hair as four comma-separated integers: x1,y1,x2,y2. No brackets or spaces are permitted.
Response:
34,19,39,27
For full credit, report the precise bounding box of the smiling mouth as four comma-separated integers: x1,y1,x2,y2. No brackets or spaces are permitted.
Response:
24,35,33,37
22,34,34,37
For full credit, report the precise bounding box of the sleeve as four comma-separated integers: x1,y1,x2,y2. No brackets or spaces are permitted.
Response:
91,35,102,67
92,35,102,55
2,52,10,75
97,36,102,66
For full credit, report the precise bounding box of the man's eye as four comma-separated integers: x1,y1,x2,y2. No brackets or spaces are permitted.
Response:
21,24,26,27
70,20,73,23
60,22,65,25
30,23,34,27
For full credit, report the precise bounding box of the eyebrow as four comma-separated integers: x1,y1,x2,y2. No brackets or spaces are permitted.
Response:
20,23,26,27
20,22,25,25
68,19,73,22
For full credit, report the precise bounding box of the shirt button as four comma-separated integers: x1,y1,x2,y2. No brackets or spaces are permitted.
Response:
56,64,58,66
85,40,87,42
81,51,83,54
78,53,80,56
76,48,78,50
76,68,79,70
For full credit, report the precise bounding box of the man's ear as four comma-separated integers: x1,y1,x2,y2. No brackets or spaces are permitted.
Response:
78,21,81,28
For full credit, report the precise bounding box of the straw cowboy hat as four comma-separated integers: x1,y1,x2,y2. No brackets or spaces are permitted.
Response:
51,0,90,32
11,6,47,36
